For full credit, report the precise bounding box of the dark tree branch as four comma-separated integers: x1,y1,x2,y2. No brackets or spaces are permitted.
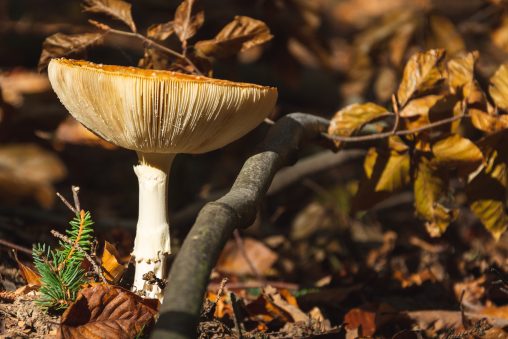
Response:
151,113,329,339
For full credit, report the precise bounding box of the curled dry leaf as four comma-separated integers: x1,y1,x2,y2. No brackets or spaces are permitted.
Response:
328,102,391,148
447,52,477,94
59,284,157,339
83,0,136,32
195,16,273,59
489,63,508,112
53,117,117,150
38,33,104,72
344,307,376,337
101,241,128,284
399,94,445,118
15,257,41,287
0,144,66,208
414,154,456,237
397,49,446,107
173,0,204,47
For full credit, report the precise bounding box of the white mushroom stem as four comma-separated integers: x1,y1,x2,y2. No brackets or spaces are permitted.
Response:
132,151,175,300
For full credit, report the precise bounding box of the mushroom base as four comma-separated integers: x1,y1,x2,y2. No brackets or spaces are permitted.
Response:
132,152,175,300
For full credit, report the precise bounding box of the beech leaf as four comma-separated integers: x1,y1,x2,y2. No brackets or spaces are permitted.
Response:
489,63,508,112
399,95,444,118
83,0,136,32
353,137,410,211
447,52,477,94
328,102,391,148
101,241,128,284
431,134,483,170
414,154,456,237
59,284,157,339
195,16,273,59
467,136,508,239
397,49,446,107
173,0,204,45
38,33,104,72
147,21,174,41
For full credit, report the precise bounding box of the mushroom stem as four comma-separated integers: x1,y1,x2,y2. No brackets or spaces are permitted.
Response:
132,151,175,300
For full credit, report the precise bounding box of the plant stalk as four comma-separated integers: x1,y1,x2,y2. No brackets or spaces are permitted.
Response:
132,152,175,300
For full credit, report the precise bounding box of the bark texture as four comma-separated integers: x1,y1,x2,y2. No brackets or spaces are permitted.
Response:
151,113,330,339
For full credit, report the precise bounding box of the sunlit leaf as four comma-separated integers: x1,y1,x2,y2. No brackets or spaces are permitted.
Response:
414,154,456,237
467,134,508,239
101,241,128,284
83,0,136,32
173,0,204,46
38,33,104,71
195,16,272,59
489,63,508,112
328,102,391,148
399,95,444,118
397,49,446,107
431,134,483,171
354,137,410,211
447,52,478,95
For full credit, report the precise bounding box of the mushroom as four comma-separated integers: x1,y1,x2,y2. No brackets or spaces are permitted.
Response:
48,58,277,299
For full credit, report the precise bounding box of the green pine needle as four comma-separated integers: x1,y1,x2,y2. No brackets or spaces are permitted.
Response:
33,210,95,312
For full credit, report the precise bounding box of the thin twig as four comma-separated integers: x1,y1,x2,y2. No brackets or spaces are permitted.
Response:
324,113,467,143
72,186,81,212
98,26,204,76
233,229,265,282
56,192,77,214
50,229,107,284
0,238,32,255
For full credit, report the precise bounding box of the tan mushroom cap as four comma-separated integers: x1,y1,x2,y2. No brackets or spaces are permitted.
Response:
48,58,277,154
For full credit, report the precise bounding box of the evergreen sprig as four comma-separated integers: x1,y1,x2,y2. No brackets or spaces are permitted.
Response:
33,210,95,312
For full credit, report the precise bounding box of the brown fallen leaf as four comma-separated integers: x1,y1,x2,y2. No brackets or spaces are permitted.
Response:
489,63,508,112
83,0,136,32
264,286,308,323
15,257,41,287
59,284,157,339
344,307,376,337
38,33,104,72
216,237,277,276
51,116,117,150
0,70,50,107
195,16,272,59
0,144,66,208
101,241,129,284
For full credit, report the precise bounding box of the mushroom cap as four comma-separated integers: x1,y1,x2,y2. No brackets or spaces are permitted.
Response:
48,58,277,154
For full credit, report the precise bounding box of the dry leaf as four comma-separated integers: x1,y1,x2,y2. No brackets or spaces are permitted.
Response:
414,154,456,237
264,286,308,323
195,16,272,59
0,144,66,207
101,241,128,284
38,33,104,71
0,70,50,107
354,137,410,211
431,134,483,170
447,52,477,94
147,21,174,41
15,256,41,286
328,102,391,148
397,49,446,107
489,63,508,112
173,0,204,47
83,0,136,32
216,238,277,276
344,307,376,337
52,117,117,150
59,284,157,339
427,15,465,55
492,15,508,53
467,136,508,239
399,95,445,118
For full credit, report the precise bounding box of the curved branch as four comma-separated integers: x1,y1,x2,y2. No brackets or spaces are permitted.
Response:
151,113,329,339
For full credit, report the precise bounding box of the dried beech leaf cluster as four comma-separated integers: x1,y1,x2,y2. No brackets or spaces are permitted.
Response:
329,49,508,239
38,0,273,76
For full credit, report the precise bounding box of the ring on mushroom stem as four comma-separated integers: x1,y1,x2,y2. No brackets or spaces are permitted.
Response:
48,58,277,301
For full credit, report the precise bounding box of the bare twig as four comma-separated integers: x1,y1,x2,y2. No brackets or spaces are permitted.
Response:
0,239,32,256
208,280,298,291
90,21,203,76
56,192,78,215
72,186,81,212
50,229,107,284
323,113,467,143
